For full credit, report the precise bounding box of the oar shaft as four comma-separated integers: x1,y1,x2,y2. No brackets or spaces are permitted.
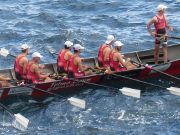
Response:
151,68,180,81
131,60,180,81
112,74,165,89
0,102,14,116
10,54,16,58
25,85,63,97
156,34,180,40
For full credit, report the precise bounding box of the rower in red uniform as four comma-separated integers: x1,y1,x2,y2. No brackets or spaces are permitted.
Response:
98,35,115,67
26,52,52,83
68,44,94,78
147,4,173,64
14,44,29,81
57,41,73,74
109,41,136,72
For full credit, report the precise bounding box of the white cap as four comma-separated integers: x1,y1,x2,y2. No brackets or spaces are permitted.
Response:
105,35,115,44
73,44,85,50
32,52,43,58
157,4,167,11
114,41,124,47
20,43,30,50
64,41,73,47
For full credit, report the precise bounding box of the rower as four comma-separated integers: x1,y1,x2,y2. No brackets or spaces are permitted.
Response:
0,75,11,87
68,44,94,78
26,52,52,83
98,35,115,67
57,41,73,74
109,41,136,72
14,44,29,81
147,4,173,64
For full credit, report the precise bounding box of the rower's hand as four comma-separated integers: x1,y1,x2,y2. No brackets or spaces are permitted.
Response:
39,65,45,69
5,77,11,81
18,81,25,86
126,58,131,62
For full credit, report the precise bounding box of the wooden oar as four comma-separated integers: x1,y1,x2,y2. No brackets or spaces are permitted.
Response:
0,48,16,57
111,73,180,96
68,78,141,98
21,84,86,109
0,102,29,131
156,34,180,40
130,60,180,81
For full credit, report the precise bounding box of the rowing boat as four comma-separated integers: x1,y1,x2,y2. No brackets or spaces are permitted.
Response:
0,44,179,100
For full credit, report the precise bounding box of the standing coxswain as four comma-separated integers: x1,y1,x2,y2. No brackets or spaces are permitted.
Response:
147,4,173,64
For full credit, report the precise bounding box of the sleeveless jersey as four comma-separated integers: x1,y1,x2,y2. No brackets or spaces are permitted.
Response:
26,62,42,83
154,15,167,32
57,50,69,72
109,50,126,72
98,45,109,67
14,55,26,79
68,55,85,78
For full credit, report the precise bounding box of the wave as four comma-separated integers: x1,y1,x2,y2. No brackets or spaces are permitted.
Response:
0,30,20,41
36,12,57,24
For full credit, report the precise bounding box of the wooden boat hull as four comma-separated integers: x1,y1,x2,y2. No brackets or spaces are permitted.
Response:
0,44,179,100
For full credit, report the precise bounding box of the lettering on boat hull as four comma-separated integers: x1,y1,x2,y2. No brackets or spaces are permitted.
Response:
47,78,91,91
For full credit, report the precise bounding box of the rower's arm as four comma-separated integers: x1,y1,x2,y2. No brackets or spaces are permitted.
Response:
77,58,88,72
34,65,48,79
64,52,73,61
0,76,6,81
22,58,28,74
104,48,111,62
165,16,173,31
117,54,126,67
147,17,156,36
0,76,10,81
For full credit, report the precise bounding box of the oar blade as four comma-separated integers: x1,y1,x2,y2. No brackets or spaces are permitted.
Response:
119,87,141,98
0,48,9,57
167,87,180,96
68,97,86,109
12,113,29,131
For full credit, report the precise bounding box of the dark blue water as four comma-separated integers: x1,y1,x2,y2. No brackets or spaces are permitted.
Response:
0,0,179,134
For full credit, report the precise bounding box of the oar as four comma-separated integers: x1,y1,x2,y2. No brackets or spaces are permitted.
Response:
130,60,180,81
156,34,180,40
111,73,180,96
20,84,86,109
0,102,29,131
0,48,16,57
46,46,97,57
45,46,58,58
68,78,141,98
